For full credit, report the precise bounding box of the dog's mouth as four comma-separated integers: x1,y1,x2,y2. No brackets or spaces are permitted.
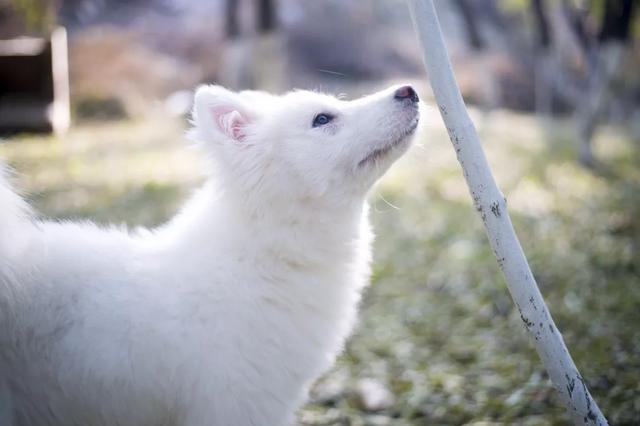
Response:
357,118,419,168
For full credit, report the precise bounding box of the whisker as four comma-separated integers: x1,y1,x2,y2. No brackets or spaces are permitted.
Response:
379,193,401,210
317,69,348,77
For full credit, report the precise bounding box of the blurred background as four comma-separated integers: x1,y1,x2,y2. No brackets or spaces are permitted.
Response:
0,0,638,424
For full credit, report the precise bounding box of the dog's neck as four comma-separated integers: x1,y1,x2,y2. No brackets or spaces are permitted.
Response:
151,180,369,264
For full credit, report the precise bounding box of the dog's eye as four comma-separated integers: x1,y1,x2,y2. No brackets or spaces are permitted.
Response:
312,113,334,128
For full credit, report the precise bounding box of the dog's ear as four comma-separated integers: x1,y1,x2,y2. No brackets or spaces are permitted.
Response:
193,85,254,143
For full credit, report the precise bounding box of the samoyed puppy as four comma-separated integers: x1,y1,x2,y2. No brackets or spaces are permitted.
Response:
0,84,420,426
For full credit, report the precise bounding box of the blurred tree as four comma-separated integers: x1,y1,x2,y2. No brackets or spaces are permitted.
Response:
225,0,240,39
531,0,550,48
257,0,276,34
598,0,635,42
221,0,283,91
530,0,553,115
225,0,276,38
451,0,504,110
571,0,637,166
453,0,485,50
472,0,639,167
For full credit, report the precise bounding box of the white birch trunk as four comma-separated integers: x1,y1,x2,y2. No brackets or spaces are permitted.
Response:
406,2,608,425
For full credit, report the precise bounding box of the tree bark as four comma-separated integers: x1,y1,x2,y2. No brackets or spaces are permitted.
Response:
257,0,277,33
531,0,551,48
530,0,553,116
225,0,240,39
599,0,635,42
453,0,484,50
405,1,608,425
575,41,624,167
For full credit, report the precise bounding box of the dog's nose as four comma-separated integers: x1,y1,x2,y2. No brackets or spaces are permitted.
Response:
394,85,419,103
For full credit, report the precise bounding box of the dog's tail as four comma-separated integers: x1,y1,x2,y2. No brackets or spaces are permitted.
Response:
0,163,34,260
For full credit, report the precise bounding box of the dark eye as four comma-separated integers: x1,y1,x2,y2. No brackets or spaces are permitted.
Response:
312,113,334,127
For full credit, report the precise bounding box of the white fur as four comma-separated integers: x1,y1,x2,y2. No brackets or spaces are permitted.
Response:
0,85,419,426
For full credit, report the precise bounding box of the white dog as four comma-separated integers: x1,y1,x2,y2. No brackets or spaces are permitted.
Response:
0,84,420,426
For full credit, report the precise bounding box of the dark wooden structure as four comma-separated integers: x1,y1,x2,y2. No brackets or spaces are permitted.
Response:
0,27,69,135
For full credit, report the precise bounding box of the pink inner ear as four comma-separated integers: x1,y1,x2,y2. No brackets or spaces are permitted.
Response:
211,106,247,141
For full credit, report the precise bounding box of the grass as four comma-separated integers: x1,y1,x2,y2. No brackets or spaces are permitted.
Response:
1,108,638,425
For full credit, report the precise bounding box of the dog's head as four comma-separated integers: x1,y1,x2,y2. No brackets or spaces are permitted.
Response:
192,85,420,207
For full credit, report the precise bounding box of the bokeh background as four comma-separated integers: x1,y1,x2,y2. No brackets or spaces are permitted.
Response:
1,0,639,424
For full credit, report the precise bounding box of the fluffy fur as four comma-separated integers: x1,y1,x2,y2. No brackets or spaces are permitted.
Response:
0,85,420,426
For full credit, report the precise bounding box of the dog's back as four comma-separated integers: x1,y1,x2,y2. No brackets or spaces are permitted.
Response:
0,166,33,265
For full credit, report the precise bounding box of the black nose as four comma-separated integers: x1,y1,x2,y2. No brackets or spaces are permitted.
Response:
394,85,419,103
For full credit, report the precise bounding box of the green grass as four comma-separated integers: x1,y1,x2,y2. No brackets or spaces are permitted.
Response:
1,116,202,226
1,109,638,425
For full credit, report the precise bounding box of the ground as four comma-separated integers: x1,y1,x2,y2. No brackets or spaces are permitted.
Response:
1,106,638,425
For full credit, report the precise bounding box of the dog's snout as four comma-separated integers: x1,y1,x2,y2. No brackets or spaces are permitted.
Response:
394,85,419,103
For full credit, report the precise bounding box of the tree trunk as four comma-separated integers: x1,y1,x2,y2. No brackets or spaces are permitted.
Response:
225,0,240,39
531,0,551,48
599,0,635,42
453,0,484,50
575,42,624,167
406,1,608,425
257,0,277,33
574,0,634,167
